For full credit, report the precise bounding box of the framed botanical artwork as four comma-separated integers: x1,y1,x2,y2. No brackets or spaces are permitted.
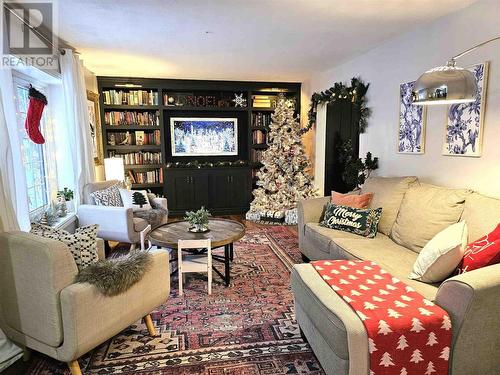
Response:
86,90,103,165
442,61,489,157
397,80,426,154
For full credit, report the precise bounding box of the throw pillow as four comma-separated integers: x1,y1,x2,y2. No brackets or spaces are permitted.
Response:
331,191,373,208
119,189,152,211
320,202,382,238
30,223,99,270
456,224,500,274
409,221,468,283
90,182,123,206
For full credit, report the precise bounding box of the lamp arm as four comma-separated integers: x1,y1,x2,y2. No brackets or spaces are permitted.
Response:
451,36,500,62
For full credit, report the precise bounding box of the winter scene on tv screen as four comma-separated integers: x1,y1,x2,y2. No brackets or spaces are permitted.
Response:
171,117,238,156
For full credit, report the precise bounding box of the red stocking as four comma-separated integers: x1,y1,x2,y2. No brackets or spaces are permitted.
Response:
25,86,47,144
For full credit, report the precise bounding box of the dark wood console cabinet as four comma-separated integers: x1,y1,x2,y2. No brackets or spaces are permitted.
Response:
165,167,251,215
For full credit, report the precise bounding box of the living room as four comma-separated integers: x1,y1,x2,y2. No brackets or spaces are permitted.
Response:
0,1,499,374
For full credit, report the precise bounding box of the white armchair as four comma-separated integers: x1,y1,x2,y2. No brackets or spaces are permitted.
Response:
77,180,168,250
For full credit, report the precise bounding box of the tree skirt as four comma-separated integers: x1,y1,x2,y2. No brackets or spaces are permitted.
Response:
27,226,324,374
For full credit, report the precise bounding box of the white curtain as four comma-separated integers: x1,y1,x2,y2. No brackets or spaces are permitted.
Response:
0,69,30,231
59,49,95,204
0,71,24,373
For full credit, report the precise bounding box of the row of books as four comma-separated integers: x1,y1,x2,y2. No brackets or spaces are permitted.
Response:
252,130,267,145
252,112,272,127
104,111,160,126
251,149,264,163
128,169,163,184
103,90,159,106
252,95,276,108
107,130,161,146
108,151,162,165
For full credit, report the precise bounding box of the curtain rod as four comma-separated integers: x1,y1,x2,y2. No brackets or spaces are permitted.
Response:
3,3,68,55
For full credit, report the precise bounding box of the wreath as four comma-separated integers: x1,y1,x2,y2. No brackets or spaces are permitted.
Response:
302,77,371,134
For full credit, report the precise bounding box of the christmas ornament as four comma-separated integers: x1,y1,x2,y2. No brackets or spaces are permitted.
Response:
25,85,48,144
232,93,247,108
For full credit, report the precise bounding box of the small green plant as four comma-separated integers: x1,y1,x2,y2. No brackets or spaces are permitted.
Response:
185,206,211,227
338,140,379,188
57,187,74,201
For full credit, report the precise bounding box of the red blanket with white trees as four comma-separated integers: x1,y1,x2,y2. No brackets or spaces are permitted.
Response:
312,260,451,375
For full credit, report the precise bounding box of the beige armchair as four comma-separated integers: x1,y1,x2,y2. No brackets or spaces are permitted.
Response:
77,180,168,250
0,231,170,375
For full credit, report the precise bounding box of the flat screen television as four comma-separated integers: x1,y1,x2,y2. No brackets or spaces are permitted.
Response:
170,117,238,156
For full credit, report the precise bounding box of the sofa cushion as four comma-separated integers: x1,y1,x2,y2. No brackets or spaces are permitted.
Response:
461,192,500,243
390,183,470,253
330,235,439,300
331,191,372,208
360,176,418,235
133,217,149,232
320,203,382,238
410,221,468,283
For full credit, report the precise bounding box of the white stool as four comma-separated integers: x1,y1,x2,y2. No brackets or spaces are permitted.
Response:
178,239,212,295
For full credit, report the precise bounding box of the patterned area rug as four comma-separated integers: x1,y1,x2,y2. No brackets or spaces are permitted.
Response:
28,226,324,374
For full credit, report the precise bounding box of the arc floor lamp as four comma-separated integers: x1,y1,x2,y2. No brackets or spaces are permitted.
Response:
412,36,500,105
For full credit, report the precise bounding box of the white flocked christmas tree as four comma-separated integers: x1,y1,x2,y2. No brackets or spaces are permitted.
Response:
246,94,316,224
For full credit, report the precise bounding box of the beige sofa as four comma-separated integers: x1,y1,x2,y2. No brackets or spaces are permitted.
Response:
292,177,500,375
0,232,170,375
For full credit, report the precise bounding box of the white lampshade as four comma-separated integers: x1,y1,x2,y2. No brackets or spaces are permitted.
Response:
104,157,125,182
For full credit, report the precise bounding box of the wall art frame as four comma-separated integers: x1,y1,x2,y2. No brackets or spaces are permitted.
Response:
397,80,426,154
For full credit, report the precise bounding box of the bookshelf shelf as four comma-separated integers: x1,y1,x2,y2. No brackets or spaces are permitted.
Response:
106,145,161,151
250,107,275,112
103,104,159,110
104,125,160,130
252,144,268,149
132,183,163,188
164,106,247,112
124,164,164,170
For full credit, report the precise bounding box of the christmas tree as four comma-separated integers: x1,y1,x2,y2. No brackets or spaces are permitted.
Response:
377,320,393,335
246,94,316,224
380,352,395,367
397,335,409,350
411,317,425,333
426,332,438,346
410,349,424,363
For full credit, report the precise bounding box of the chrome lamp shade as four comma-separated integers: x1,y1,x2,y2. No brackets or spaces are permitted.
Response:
412,63,477,106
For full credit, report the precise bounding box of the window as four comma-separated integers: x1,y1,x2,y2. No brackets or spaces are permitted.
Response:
13,74,50,215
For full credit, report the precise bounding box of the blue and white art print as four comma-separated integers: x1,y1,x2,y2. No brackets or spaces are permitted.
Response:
398,81,426,154
170,117,238,156
443,62,489,157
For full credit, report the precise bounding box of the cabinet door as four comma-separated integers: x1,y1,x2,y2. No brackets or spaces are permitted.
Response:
229,170,249,208
210,173,233,209
192,174,209,208
170,174,194,211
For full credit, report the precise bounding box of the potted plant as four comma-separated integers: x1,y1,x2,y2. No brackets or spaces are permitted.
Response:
185,207,211,232
57,188,74,213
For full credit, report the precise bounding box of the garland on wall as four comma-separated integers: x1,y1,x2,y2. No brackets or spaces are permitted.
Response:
303,77,371,134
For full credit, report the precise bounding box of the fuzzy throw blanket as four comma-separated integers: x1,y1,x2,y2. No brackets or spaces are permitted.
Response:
312,260,451,375
76,251,152,296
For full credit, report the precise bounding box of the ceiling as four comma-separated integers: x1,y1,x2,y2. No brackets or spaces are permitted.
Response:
57,0,478,81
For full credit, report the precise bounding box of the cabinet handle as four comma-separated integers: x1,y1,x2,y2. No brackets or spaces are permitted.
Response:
190,177,194,184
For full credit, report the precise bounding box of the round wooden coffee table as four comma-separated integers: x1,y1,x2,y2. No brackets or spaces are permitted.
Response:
149,218,246,286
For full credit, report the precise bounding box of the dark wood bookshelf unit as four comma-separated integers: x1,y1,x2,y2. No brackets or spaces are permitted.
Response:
97,77,301,214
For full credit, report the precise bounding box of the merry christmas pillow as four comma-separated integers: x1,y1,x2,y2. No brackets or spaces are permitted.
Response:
320,202,382,238
331,191,373,209
119,189,152,211
456,223,500,274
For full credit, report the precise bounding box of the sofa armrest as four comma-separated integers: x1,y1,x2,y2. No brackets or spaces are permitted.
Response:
57,248,170,362
435,264,500,375
297,196,330,235
77,204,136,243
151,197,168,211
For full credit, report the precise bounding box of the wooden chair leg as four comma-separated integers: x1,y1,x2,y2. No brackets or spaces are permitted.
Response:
22,346,31,362
67,360,82,375
144,314,158,336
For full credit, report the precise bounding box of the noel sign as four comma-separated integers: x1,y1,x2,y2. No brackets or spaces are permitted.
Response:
312,260,451,375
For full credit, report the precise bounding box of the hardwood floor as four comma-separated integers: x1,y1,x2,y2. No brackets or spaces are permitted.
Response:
3,215,296,374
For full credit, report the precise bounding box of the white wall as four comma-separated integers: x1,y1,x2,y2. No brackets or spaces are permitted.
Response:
310,0,500,198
